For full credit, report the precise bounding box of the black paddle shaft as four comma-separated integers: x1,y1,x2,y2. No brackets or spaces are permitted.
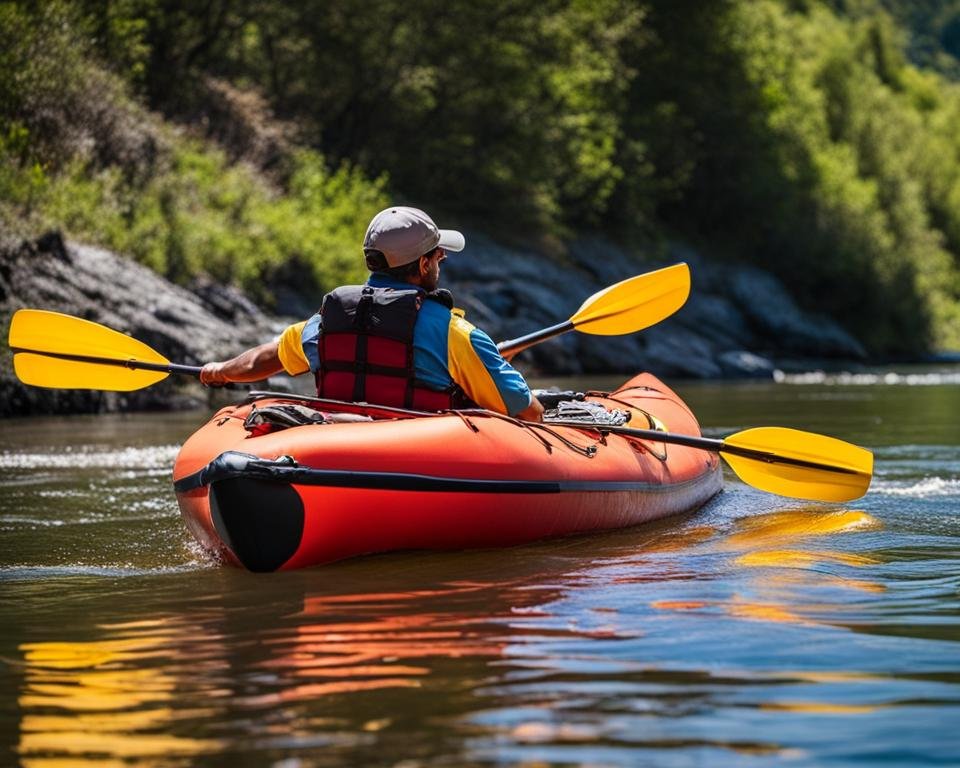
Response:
498,320,574,356
545,422,860,476
11,347,202,376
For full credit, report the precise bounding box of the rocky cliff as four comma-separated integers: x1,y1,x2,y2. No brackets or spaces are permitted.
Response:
0,232,282,416
444,232,865,379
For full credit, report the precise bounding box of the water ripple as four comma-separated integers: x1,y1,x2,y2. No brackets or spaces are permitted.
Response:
0,446,179,470
776,370,960,386
873,477,960,498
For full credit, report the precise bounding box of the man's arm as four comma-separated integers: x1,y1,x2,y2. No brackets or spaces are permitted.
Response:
500,347,543,421
515,395,545,422
445,316,544,421
199,341,284,386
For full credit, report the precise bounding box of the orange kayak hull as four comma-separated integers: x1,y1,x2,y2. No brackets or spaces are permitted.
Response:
173,373,722,571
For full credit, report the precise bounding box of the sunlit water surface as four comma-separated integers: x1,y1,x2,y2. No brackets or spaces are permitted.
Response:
1,370,958,767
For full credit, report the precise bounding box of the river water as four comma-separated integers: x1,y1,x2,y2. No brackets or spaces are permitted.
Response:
1,370,958,767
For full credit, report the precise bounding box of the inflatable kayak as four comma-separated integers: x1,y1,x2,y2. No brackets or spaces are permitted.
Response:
173,373,722,571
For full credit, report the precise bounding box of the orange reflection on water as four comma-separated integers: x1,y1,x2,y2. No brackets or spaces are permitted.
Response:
785,670,882,683
727,601,812,626
639,525,720,553
650,600,708,611
237,677,424,707
245,586,510,705
760,701,879,714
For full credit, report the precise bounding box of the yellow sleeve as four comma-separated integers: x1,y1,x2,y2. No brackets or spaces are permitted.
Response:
446,312,509,414
277,321,310,376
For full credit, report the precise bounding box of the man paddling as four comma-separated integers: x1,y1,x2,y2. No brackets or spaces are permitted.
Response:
200,206,545,421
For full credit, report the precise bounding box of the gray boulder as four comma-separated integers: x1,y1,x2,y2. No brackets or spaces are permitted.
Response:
0,232,285,416
726,266,867,359
444,234,860,380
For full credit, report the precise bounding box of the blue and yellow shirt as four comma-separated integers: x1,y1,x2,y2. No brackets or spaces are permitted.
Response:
277,274,533,416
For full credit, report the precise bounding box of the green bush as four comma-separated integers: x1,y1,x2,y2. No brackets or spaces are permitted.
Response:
3,139,387,304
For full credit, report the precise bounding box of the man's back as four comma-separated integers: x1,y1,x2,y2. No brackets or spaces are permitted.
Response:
277,274,533,416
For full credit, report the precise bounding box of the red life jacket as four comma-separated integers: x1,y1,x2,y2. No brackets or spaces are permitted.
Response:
316,285,474,410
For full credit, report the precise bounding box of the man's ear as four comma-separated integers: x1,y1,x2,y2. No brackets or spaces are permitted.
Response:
418,255,430,279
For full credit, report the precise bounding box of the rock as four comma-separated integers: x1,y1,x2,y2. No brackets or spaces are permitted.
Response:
640,324,724,378
444,233,862,381
726,266,866,359
675,292,757,349
0,232,285,416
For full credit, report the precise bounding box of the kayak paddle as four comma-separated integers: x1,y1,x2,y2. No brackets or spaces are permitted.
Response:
8,309,203,391
10,311,873,501
543,421,873,502
497,262,690,356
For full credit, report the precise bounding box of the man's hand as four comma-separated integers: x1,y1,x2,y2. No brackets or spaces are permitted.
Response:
199,362,230,387
198,341,284,387
516,395,544,422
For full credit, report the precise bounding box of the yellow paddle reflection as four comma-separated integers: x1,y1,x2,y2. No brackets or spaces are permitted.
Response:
735,549,879,568
725,509,879,547
652,508,883,628
16,619,225,766
757,670,889,715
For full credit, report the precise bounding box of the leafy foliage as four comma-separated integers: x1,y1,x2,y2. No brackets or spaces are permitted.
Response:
1,0,959,350
0,0,387,305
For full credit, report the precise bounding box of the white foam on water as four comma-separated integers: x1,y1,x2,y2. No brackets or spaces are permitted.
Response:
0,445,180,470
775,370,960,386
0,562,210,580
872,477,960,498
0,516,66,529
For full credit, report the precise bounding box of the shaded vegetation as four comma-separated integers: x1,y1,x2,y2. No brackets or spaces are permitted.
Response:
0,1,388,304
1,0,959,352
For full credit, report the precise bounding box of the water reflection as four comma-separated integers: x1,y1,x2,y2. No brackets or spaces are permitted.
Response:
8,505,959,766
17,619,226,765
241,585,511,707
644,508,884,629
3,375,959,765
11,565,571,764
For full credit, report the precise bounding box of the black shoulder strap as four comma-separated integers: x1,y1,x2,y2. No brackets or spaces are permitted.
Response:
425,288,454,309
352,287,373,401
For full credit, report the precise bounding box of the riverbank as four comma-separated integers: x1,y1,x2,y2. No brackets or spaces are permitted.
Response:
2,229,870,416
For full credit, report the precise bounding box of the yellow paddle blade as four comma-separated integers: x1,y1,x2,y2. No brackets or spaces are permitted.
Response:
13,352,169,391
722,427,874,502
9,309,170,391
569,263,690,336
